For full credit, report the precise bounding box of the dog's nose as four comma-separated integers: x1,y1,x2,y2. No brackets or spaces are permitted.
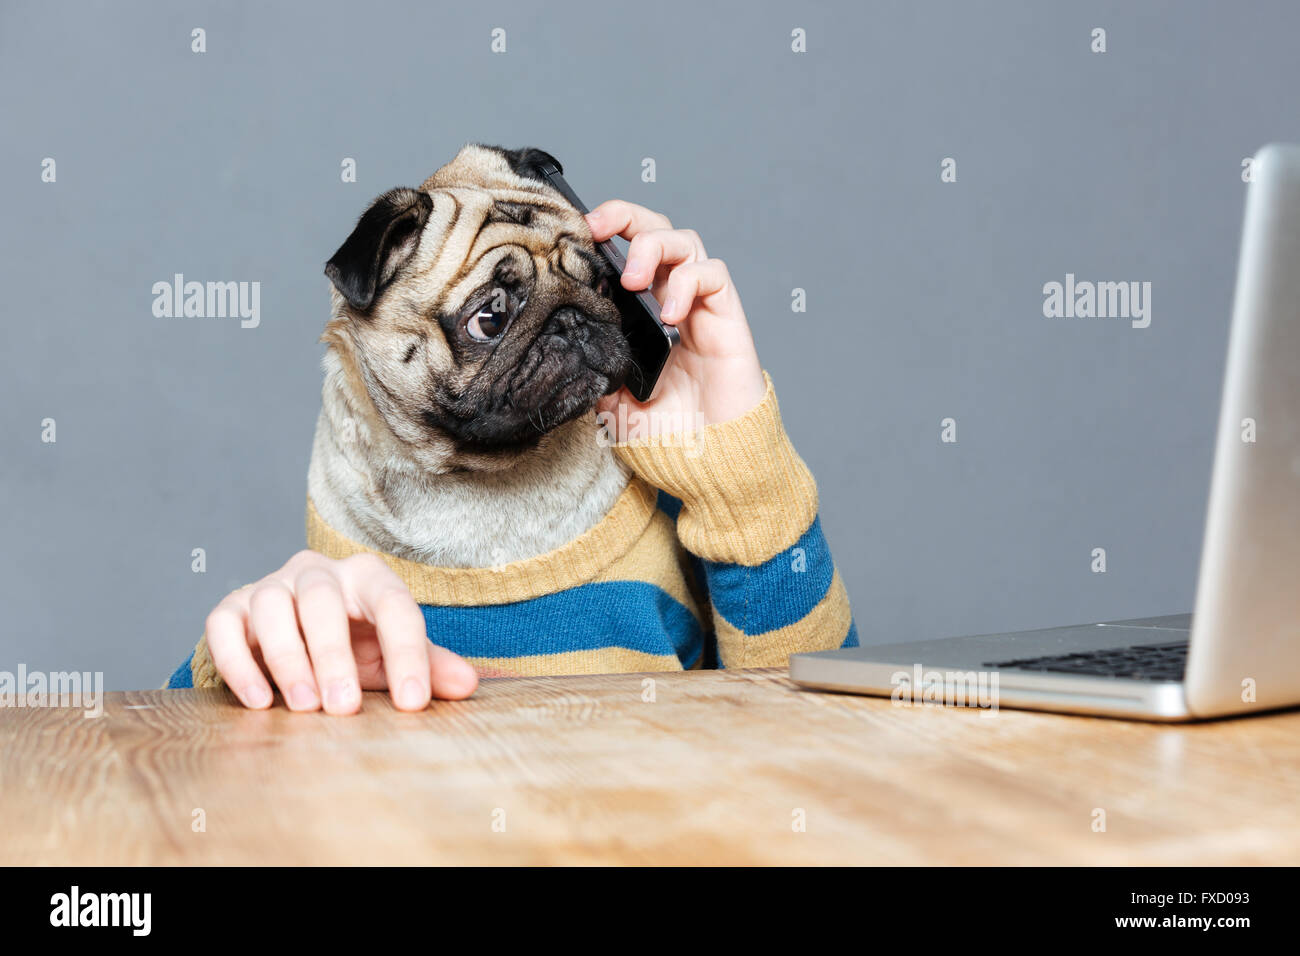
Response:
542,306,591,339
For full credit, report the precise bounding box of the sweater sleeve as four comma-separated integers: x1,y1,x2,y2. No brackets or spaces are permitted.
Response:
164,586,251,689
611,373,858,667
162,635,224,689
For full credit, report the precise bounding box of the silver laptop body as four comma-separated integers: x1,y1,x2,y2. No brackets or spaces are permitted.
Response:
790,144,1300,721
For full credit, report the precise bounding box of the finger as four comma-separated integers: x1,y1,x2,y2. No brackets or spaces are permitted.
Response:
204,597,273,709
623,229,707,291
595,392,618,417
264,549,333,589
294,565,362,715
339,554,431,712
248,581,320,711
658,259,733,323
596,390,641,422
585,199,672,243
428,642,479,700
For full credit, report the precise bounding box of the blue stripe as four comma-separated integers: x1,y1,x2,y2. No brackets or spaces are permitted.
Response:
842,619,860,648
163,583,706,685
419,580,704,667
166,653,194,688
701,516,834,635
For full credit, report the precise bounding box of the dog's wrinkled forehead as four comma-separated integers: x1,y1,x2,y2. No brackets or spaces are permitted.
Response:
389,144,603,315
323,144,603,318
420,144,584,225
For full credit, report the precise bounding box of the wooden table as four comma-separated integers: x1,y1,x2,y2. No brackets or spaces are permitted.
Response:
2,668,1297,865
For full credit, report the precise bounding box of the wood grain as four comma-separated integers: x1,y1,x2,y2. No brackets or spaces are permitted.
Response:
1,669,1297,865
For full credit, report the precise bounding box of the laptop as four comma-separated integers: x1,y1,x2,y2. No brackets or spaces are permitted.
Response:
791,143,1300,721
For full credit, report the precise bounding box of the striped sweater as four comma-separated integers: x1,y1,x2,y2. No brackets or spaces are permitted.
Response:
166,377,857,687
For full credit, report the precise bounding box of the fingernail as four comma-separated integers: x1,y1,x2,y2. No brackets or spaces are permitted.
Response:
325,679,358,712
398,677,426,710
586,209,601,222
625,258,645,278
242,683,272,709
288,681,318,711
661,297,679,320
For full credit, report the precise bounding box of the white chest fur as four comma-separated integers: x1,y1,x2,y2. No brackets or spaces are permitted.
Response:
306,394,629,569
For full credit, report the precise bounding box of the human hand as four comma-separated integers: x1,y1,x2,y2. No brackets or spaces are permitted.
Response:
203,550,478,713
586,201,767,438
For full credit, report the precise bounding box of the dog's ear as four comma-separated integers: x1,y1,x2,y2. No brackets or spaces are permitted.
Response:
325,187,433,312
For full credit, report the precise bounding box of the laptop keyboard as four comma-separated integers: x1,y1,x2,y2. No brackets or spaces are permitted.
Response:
984,640,1188,682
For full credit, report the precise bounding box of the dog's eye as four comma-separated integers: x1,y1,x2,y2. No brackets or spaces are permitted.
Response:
466,307,510,342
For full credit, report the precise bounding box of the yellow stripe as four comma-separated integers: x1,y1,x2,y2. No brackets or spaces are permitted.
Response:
306,477,659,606
189,635,222,688
714,569,852,668
466,647,685,677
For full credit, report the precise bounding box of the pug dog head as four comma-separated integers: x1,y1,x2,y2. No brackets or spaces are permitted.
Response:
320,143,631,473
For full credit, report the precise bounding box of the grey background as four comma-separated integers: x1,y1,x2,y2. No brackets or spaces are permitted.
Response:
3,0,1297,690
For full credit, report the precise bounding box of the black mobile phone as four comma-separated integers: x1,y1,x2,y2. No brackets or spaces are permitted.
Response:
537,161,678,402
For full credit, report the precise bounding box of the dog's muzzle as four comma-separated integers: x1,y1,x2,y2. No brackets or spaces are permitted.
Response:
540,306,630,393
427,304,632,452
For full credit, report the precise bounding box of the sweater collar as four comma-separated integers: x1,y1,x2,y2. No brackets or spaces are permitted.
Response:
305,477,658,606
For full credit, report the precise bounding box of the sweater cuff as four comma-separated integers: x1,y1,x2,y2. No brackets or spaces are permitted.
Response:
191,634,225,689
612,372,818,566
